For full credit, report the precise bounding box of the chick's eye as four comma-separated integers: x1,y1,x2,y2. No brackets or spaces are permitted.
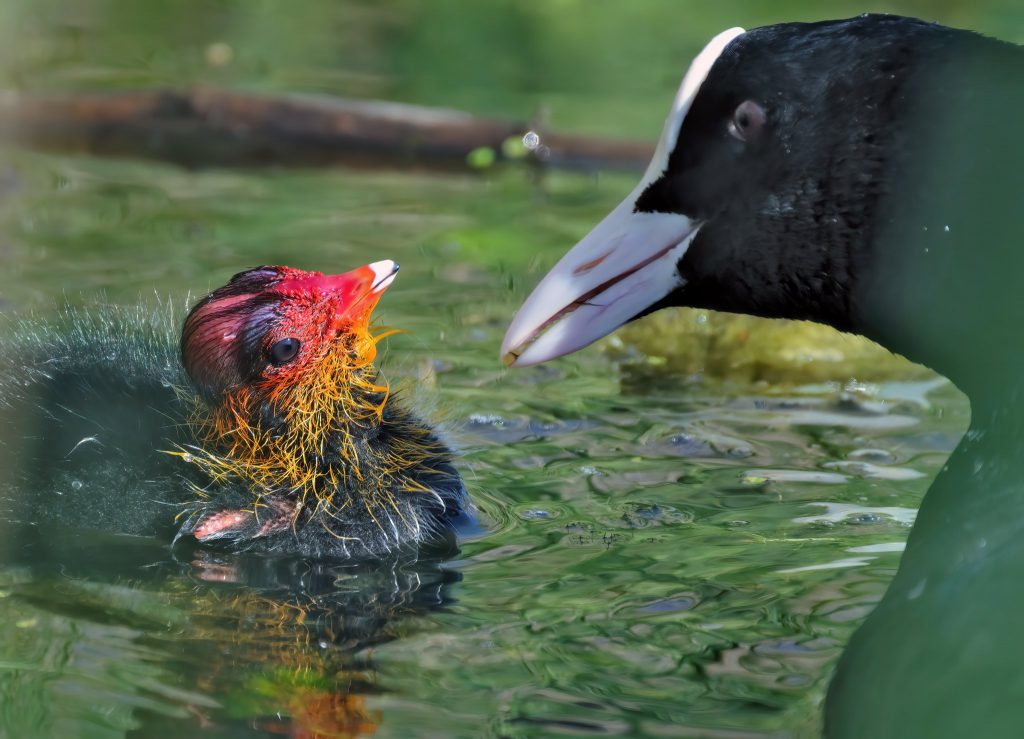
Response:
268,337,301,366
728,100,766,142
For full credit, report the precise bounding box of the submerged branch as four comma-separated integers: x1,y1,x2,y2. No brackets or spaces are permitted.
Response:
0,88,654,172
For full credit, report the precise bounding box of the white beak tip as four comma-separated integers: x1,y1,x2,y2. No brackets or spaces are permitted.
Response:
369,259,399,292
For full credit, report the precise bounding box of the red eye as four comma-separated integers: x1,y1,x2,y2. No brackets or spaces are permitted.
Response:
728,100,766,142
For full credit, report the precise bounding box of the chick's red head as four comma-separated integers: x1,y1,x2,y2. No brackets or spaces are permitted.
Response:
181,260,398,400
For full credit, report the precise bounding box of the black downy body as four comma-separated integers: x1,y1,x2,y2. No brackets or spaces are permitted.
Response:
0,302,469,561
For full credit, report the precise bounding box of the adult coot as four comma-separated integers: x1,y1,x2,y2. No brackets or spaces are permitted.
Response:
503,14,1024,739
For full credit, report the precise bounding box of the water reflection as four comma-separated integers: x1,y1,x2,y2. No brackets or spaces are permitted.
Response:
0,527,461,737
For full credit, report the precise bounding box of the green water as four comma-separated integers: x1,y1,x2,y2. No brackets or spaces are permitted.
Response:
0,1,1015,736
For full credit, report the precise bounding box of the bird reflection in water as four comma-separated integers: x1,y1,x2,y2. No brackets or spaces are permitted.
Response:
177,547,461,737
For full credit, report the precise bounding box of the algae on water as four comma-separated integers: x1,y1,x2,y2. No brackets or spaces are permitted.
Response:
609,308,927,385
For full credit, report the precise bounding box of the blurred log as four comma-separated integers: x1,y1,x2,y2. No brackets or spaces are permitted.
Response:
0,88,654,172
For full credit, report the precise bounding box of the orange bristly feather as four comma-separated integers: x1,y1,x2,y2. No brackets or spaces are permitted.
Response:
175,320,443,534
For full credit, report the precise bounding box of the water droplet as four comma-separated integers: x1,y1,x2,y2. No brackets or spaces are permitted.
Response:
522,131,541,150
71,480,82,491
182,452,193,463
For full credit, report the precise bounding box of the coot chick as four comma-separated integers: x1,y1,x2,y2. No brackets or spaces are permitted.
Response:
502,15,1024,739
1,261,468,560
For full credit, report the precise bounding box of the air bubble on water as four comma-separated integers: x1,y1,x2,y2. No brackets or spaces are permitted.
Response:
71,480,82,491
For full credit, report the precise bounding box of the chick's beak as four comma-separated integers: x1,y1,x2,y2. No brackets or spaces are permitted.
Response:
325,259,399,329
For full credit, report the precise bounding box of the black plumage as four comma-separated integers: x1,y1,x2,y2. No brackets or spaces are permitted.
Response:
504,14,1024,738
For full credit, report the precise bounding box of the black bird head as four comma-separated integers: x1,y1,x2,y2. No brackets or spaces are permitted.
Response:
502,14,1023,387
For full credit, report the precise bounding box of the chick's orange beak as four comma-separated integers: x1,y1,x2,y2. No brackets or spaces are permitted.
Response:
327,259,399,329
276,259,399,331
